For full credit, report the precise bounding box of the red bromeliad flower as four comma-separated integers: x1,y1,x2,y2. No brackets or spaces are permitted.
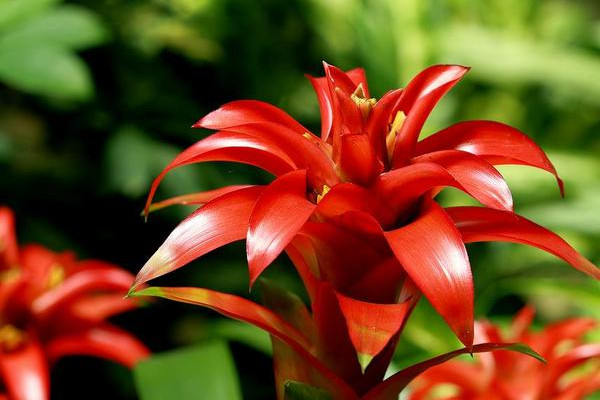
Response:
130,63,599,399
0,207,149,400
408,307,600,400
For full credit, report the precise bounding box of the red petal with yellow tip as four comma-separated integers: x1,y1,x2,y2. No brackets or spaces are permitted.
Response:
384,201,474,348
0,338,50,400
144,131,294,216
133,186,265,290
45,325,149,368
335,292,412,371
447,207,600,279
416,120,564,195
147,185,252,213
194,100,308,133
131,286,359,400
0,207,19,269
247,170,315,286
412,149,513,211
391,65,470,166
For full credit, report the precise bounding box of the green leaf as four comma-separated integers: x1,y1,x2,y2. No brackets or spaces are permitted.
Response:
134,341,242,400
283,381,332,400
0,5,109,50
0,43,92,99
0,0,59,31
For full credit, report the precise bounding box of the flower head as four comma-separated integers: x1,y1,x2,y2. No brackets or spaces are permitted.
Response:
131,63,599,398
0,207,149,400
408,307,600,400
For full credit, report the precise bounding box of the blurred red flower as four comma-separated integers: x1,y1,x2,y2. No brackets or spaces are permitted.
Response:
0,207,149,400
408,307,600,400
131,63,599,398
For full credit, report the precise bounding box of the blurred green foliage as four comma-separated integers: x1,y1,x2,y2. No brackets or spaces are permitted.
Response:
0,0,598,399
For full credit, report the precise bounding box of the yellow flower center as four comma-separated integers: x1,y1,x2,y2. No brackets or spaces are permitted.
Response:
316,185,331,203
386,111,406,162
47,264,65,288
0,324,26,352
351,84,377,119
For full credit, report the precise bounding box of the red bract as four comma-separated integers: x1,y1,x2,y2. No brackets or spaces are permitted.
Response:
131,63,599,398
0,207,149,400
408,307,600,400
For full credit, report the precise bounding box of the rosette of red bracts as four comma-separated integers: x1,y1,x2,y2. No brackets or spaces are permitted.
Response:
130,63,599,399
409,307,600,400
0,207,149,400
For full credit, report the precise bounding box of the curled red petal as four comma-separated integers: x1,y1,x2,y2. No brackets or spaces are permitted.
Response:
45,325,150,368
416,120,564,195
335,291,412,371
133,186,265,290
322,62,359,95
193,100,308,133
0,207,19,269
31,267,134,322
147,185,253,213
247,170,315,286
144,131,295,216
391,65,470,166
225,123,338,189
384,201,474,348
363,342,544,400
447,206,600,279
0,338,50,400
412,150,513,211
542,344,600,398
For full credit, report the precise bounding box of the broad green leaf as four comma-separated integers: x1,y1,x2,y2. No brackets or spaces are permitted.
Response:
0,0,59,31
134,341,242,400
0,43,92,99
0,5,109,50
284,380,332,400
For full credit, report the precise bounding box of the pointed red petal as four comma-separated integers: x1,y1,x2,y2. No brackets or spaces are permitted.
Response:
345,67,370,98
67,294,139,323
335,291,412,371
391,65,470,166
363,342,544,400
416,121,564,195
312,283,363,383
0,339,50,400
133,186,265,290
509,306,536,340
45,325,149,368
247,170,315,286
543,344,600,397
322,62,359,95
144,131,295,216
0,207,19,269
31,268,134,322
447,207,600,279
412,150,513,211
224,123,338,189
307,75,334,141
194,100,308,133
147,185,253,213
384,201,474,348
